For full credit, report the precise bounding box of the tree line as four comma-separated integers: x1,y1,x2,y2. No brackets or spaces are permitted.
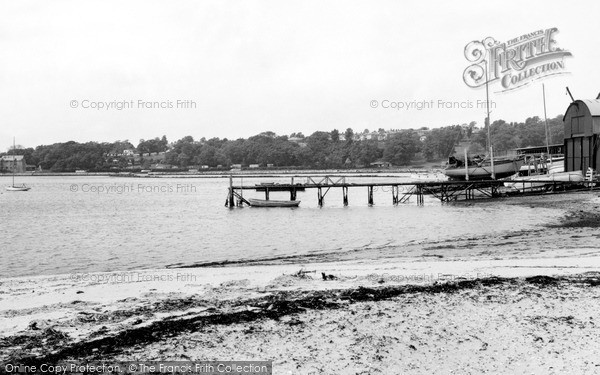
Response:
1,115,564,172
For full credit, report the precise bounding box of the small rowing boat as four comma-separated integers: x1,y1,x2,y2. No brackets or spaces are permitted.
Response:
248,198,300,207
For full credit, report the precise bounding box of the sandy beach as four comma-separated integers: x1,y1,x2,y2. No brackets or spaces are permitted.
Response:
2,191,600,374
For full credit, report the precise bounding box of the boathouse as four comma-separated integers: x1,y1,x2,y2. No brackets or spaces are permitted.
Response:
0,155,26,173
563,98,600,173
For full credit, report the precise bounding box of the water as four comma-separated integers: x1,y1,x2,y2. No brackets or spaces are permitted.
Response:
0,174,561,278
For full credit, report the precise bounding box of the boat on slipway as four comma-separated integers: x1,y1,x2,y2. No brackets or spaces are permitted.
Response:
504,170,585,192
248,198,300,208
444,156,524,181
443,63,524,181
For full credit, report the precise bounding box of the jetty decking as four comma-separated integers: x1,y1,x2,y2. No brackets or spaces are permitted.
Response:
225,176,595,207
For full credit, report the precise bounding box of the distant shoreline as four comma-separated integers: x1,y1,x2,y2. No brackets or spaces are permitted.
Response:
0,168,443,178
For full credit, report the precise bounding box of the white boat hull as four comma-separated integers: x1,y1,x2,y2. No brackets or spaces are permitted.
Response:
6,186,31,191
409,172,448,182
248,198,300,207
504,171,584,192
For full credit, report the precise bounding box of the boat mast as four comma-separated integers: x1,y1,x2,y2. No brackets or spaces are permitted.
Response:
543,84,551,155
485,62,495,179
12,137,15,187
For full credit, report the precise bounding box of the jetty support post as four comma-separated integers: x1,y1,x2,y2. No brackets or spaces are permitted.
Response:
392,185,399,205
343,186,348,206
264,188,270,201
290,176,296,201
368,186,374,206
228,176,235,208
416,184,424,205
318,187,324,207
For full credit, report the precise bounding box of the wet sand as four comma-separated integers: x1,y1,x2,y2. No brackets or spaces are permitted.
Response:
1,191,600,373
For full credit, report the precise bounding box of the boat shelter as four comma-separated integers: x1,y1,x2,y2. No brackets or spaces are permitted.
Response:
0,155,26,173
563,98,600,173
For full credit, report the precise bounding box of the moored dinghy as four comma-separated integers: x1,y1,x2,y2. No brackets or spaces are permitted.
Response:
6,184,31,192
248,198,300,207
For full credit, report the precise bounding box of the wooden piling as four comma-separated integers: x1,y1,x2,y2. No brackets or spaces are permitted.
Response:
228,175,235,208
290,188,296,201
368,186,374,206
343,186,348,206
289,177,294,200
416,185,424,205
318,187,323,207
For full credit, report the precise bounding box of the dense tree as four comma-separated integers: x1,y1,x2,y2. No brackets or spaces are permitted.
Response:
383,131,422,165
422,125,463,161
344,128,354,143
137,136,168,154
330,129,340,142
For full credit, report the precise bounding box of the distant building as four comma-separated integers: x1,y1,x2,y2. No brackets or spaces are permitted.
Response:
249,164,260,168
370,161,392,168
0,155,26,173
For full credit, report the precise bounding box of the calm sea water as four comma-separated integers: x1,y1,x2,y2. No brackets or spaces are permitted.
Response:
0,174,561,278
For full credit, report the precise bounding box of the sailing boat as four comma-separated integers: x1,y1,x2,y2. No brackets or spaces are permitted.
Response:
5,138,30,191
504,85,584,192
444,155,524,180
443,64,523,181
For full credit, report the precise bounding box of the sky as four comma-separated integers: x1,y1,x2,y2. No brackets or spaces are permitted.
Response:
1,0,599,149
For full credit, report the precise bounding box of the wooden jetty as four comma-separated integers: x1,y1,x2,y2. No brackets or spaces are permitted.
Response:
225,175,597,208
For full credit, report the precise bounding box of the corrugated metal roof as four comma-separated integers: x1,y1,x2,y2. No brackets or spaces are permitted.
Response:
579,99,600,116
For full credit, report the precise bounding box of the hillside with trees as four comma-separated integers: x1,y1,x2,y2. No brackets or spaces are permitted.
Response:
1,115,565,172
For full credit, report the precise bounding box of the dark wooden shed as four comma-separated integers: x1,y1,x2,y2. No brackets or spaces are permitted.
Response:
563,99,600,173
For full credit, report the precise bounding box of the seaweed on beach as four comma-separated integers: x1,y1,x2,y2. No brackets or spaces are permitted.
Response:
546,211,600,228
525,275,561,286
5,273,600,365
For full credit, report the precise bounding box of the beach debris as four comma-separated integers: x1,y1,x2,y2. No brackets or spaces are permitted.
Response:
76,291,84,294
293,269,315,279
525,275,560,286
321,272,337,281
